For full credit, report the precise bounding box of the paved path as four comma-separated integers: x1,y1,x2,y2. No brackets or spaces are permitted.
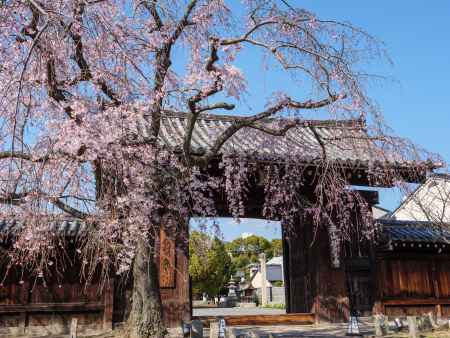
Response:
193,307,286,317
230,323,374,337
198,316,375,338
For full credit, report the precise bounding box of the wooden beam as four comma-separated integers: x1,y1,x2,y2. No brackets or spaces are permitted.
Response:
0,302,104,313
354,190,379,205
377,253,450,260
383,298,450,306
193,313,315,326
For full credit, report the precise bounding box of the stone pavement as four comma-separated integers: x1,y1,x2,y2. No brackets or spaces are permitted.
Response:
225,322,374,337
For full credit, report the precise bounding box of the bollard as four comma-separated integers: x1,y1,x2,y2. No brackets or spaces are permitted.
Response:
182,321,192,338
225,327,237,338
70,317,78,338
210,321,219,338
407,316,418,338
259,253,268,306
427,312,439,329
249,331,261,338
394,318,403,332
191,320,203,338
374,314,386,337
218,317,226,338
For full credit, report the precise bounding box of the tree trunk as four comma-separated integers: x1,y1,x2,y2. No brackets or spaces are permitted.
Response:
127,236,166,338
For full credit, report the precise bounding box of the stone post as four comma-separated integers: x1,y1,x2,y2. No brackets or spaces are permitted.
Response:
225,327,237,338
249,331,261,338
407,316,418,338
374,314,386,337
70,318,78,338
209,321,219,338
191,320,203,338
259,253,268,307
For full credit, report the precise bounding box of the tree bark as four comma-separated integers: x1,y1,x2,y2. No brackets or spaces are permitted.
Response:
127,235,166,338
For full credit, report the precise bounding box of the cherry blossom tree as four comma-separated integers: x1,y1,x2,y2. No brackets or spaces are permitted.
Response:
0,1,438,337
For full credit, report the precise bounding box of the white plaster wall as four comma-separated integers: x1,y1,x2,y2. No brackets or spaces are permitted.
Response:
393,178,450,222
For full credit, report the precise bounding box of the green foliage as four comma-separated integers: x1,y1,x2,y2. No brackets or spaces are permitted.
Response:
269,239,283,258
189,231,232,299
271,280,283,287
189,232,283,298
225,235,283,276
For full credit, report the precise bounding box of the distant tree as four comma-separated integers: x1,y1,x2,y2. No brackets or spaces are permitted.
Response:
270,239,283,258
226,235,274,274
189,231,232,299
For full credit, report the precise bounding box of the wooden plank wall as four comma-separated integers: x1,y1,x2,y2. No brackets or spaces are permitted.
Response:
0,267,110,336
376,254,450,317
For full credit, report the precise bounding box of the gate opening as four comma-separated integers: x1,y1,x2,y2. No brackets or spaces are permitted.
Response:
189,217,286,317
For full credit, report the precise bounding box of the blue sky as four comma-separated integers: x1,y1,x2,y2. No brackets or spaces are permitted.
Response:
198,1,450,241
293,0,450,212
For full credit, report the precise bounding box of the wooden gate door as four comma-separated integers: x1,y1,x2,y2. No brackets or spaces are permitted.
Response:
346,258,373,316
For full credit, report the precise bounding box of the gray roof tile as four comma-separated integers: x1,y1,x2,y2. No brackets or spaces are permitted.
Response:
0,219,86,239
379,219,450,244
135,112,436,168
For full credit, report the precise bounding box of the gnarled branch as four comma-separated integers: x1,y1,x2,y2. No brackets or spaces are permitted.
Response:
199,94,343,165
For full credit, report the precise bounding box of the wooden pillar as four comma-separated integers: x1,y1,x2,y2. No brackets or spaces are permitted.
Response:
102,279,114,331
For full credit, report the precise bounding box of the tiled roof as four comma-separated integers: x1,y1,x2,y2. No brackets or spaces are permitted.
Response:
378,219,450,246
267,256,283,266
135,112,436,168
0,219,86,238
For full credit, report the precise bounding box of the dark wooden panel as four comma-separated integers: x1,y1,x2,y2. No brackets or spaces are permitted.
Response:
159,228,176,288
0,301,103,313
437,260,450,297
441,305,450,317
377,259,434,298
284,222,311,313
158,216,190,328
